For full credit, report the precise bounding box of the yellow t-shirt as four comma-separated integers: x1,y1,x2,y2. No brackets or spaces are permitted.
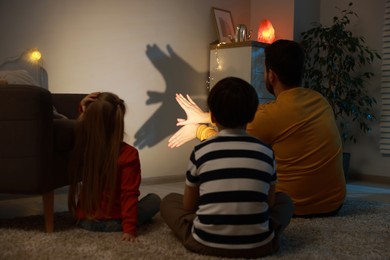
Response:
197,87,346,215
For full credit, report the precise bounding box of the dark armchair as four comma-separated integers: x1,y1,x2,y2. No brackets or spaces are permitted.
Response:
0,84,85,232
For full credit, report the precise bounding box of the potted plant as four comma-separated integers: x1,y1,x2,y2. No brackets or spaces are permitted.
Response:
300,2,381,178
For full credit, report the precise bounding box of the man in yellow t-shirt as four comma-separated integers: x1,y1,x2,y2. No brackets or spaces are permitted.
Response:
168,39,346,217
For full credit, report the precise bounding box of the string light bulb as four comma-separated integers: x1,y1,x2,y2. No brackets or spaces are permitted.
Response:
29,49,42,63
206,42,225,89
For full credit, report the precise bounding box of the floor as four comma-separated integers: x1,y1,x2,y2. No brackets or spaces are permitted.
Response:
0,180,389,219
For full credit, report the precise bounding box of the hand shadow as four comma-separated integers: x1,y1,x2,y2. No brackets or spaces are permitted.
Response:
133,44,208,149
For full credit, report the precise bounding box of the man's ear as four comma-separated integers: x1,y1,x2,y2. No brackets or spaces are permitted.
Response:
210,112,217,124
268,69,277,84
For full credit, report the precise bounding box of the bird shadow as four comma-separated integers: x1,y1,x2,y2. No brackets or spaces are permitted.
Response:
133,44,208,149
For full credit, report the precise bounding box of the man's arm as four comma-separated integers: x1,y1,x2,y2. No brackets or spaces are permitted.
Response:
168,124,200,148
168,94,217,148
196,124,218,141
175,94,210,125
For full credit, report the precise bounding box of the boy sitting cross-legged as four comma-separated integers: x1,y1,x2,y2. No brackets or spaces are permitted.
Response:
160,77,294,258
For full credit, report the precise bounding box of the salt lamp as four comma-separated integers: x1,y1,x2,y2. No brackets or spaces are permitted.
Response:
257,19,275,44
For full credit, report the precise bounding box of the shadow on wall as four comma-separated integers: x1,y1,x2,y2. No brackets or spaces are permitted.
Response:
133,44,208,149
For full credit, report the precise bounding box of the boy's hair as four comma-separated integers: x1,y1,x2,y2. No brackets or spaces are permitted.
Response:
265,39,304,86
208,77,258,128
68,92,126,218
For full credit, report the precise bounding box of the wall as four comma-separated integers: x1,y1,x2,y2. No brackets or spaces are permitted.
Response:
318,0,389,179
210,0,294,42
211,0,251,32
0,0,206,180
250,0,294,41
294,0,321,41
4,1,384,182
0,0,258,180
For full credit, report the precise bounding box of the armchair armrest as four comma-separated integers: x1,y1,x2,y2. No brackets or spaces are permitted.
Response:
0,84,53,193
0,85,85,232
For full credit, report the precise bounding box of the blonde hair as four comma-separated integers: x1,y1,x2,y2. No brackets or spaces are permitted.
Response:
68,92,126,218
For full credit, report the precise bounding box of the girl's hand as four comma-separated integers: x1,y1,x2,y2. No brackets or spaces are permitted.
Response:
121,232,137,243
80,92,100,113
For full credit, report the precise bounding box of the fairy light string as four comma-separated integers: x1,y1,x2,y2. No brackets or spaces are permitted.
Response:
206,42,226,90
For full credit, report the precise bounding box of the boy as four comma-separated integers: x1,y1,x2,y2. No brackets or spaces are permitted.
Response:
161,77,294,258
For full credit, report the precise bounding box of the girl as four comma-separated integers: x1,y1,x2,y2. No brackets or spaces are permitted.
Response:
68,92,160,242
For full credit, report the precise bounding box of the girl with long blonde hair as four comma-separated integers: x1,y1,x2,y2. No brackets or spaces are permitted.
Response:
68,92,160,242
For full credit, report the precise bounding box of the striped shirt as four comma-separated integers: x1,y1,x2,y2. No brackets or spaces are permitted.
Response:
186,129,276,249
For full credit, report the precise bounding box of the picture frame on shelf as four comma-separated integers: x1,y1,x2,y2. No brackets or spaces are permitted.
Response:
212,7,234,43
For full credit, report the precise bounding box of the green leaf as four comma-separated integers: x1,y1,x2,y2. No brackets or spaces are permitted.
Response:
300,1,381,144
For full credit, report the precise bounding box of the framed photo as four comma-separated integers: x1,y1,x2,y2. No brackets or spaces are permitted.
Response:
212,7,235,43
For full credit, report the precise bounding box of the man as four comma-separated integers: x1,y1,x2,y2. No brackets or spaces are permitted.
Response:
168,39,346,217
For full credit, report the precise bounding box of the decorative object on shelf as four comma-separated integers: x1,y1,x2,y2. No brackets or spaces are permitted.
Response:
234,24,251,42
300,2,380,144
257,19,275,44
212,7,235,43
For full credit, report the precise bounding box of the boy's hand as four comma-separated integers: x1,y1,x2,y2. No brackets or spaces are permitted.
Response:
121,232,137,243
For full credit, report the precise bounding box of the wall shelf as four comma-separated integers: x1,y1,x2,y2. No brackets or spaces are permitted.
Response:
209,41,274,104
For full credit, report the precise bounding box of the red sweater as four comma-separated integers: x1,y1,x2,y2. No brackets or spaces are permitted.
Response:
76,143,141,235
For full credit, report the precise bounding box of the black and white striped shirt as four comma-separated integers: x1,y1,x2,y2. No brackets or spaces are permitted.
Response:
186,129,277,249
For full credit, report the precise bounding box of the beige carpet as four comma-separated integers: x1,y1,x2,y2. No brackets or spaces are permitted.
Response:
0,198,389,260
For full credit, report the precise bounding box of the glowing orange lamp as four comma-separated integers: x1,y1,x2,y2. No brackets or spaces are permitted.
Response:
257,19,275,44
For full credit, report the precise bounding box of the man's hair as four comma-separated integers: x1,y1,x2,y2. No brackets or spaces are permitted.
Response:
208,77,258,128
265,39,304,86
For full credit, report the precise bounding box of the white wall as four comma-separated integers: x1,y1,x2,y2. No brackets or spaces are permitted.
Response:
294,0,321,41
7,1,385,181
211,0,251,31
318,0,389,178
0,0,256,180
210,0,294,42
250,0,294,41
